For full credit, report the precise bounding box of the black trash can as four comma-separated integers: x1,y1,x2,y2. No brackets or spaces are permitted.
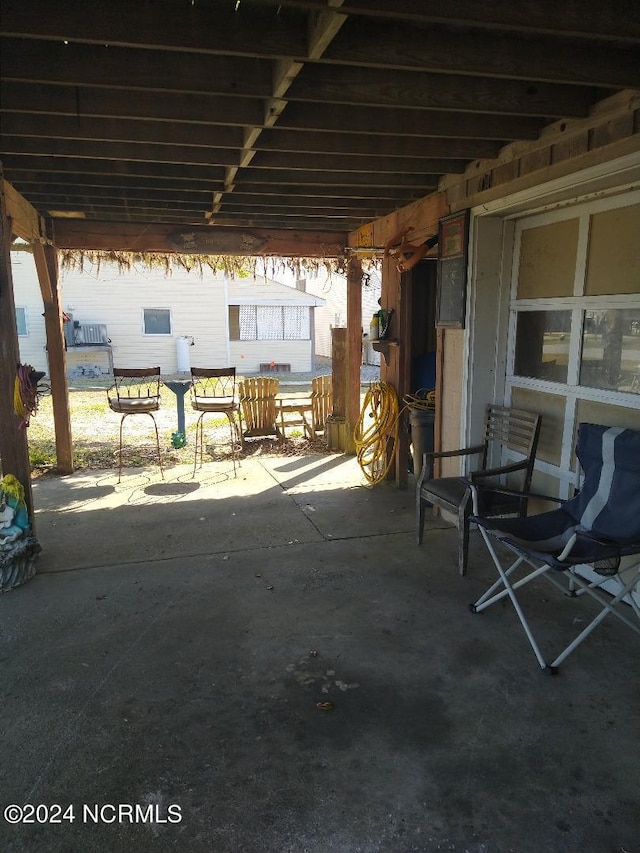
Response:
409,408,435,480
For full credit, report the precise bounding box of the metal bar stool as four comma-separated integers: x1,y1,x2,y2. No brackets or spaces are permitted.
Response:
107,367,164,482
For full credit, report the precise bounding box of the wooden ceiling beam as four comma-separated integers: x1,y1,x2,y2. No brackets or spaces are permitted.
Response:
0,39,273,98
11,174,421,202
1,0,308,56
237,168,439,187
209,193,413,210
269,103,545,140
250,0,640,43
51,220,348,255
0,137,242,168
5,161,437,192
31,195,394,220
0,155,227,183
223,184,426,201
0,82,266,128
213,0,346,220
4,0,638,81
17,185,214,204
249,128,501,160
0,82,544,141
1,136,466,175
2,36,612,118
324,20,640,89
286,66,601,118
249,151,465,173
1,114,244,150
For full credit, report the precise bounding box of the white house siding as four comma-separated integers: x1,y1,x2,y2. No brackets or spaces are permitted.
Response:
10,251,49,374
304,269,382,364
229,339,313,374
10,257,326,377
57,263,229,374
227,274,324,373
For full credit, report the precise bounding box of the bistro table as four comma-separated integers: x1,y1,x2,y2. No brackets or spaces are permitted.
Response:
162,375,192,439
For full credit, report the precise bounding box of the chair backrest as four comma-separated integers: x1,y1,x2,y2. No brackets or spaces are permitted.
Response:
110,367,161,402
311,375,333,432
238,377,279,432
566,423,640,543
481,405,541,487
190,367,236,404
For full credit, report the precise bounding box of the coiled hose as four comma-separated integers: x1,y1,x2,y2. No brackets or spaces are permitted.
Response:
354,383,435,486
14,364,41,429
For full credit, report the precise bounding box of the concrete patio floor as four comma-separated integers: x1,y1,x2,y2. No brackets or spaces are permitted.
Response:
1,453,639,853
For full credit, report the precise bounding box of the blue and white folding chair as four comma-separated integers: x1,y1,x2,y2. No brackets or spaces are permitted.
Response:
469,423,640,673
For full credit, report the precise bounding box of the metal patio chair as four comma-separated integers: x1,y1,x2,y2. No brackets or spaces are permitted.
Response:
107,366,163,482
469,423,640,672
190,367,242,477
417,405,541,575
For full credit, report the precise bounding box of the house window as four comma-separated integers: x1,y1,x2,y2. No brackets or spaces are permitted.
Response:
15,306,28,336
514,310,571,383
579,307,640,393
229,305,310,341
143,308,171,335
505,194,640,499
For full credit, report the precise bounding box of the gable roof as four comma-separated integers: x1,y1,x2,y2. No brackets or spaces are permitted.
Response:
227,275,325,306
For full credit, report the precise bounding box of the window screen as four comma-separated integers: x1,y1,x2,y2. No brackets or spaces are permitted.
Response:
234,305,310,341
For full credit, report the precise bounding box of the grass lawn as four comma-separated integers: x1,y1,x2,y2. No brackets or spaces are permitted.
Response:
26,382,328,477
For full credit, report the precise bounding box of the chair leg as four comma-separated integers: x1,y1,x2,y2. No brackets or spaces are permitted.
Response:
225,412,237,477
192,413,204,477
458,499,470,576
118,415,126,483
417,492,426,545
233,411,245,450
118,412,164,481
148,413,164,480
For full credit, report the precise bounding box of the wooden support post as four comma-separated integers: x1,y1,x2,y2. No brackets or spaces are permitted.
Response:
33,242,73,474
434,328,445,478
345,256,362,454
395,273,412,488
0,177,35,526
326,327,347,451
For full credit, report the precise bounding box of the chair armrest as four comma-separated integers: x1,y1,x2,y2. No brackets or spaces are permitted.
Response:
417,444,486,488
469,460,528,481
422,443,486,461
465,479,564,515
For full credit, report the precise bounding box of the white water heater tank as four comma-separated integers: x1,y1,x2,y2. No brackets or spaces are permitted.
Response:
176,336,192,374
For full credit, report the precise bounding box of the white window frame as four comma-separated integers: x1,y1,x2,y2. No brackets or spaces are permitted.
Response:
504,191,640,499
142,307,172,336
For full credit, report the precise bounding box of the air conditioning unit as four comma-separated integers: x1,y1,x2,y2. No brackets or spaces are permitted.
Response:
75,323,110,345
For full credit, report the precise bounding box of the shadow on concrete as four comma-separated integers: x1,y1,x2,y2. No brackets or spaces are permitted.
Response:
1,454,638,852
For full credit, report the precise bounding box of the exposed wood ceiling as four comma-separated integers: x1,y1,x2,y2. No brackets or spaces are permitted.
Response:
1,0,639,243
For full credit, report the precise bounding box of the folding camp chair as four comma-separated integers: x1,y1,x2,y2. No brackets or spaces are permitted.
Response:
469,423,640,672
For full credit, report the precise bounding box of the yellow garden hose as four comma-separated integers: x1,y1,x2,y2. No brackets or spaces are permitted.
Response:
354,383,436,486
354,382,399,485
